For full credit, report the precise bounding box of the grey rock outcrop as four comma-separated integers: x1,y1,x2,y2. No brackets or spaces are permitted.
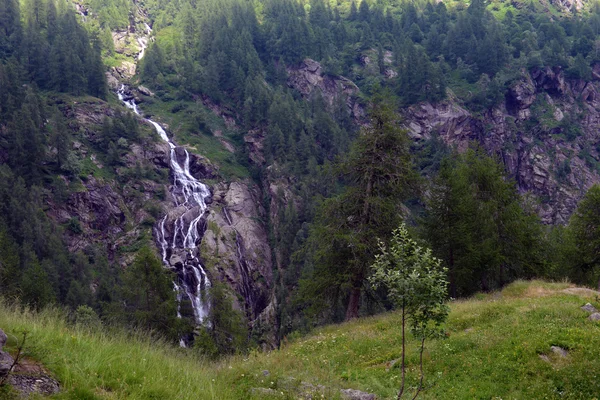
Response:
0,329,6,349
202,181,277,346
404,66,600,224
589,312,600,321
0,352,12,376
550,0,584,13
138,85,154,97
8,375,60,397
287,58,365,121
46,97,174,263
0,328,13,377
341,388,377,400
581,303,597,313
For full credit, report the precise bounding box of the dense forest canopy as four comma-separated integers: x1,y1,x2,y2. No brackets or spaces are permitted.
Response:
139,0,600,109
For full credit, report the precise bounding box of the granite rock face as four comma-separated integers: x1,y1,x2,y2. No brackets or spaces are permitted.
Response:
201,181,277,347
0,328,13,377
404,66,600,224
287,58,365,121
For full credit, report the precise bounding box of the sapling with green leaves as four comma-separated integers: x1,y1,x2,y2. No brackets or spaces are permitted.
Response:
369,224,449,400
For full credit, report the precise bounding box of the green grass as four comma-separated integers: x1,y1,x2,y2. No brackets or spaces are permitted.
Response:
2,280,600,399
226,280,600,399
140,94,249,180
0,302,233,400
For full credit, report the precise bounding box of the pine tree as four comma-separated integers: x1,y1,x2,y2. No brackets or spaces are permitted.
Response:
568,185,600,288
358,0,370,22
0,0,22,57
299,97,419,321
21,251,55,309
423,149,544,297
120,247,190,341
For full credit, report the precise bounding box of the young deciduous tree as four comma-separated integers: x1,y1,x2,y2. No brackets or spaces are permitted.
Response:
369,224,448,400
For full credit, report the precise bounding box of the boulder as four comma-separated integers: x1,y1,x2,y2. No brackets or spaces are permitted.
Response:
341,388,377,400
589,312,600,321
0,328,13,377
550,346,568,357
581,303,597,313
138,85,155,97
8,375,60,397
0,328,6,349
0,351,13,377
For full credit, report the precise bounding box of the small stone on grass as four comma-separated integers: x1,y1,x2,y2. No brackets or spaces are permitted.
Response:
581,303,597,313
589,312,600,321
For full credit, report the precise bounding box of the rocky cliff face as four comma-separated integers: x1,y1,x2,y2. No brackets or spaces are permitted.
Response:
405,66,600,224
46,98,171,265
201,181,276,344
281,58,600,224
49,93,278,344
287,58,365,121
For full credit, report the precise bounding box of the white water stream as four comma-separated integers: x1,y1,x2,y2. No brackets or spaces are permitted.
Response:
137,37,148,60
117,85,211,325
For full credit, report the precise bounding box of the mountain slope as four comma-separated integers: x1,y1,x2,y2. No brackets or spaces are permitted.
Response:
1,280,599,399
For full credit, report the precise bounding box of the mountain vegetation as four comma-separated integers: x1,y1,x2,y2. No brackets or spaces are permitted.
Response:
1,280,600,399
4,0,600,396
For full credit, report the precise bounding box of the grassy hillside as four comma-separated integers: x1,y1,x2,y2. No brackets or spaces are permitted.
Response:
2,280,600,399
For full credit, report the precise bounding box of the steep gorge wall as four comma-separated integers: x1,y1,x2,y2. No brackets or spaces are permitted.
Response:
283,59,600,224
405,65,600,224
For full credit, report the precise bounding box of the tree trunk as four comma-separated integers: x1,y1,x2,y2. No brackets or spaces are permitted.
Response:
449,246,457,298
345,285,361,320
398,304,406,400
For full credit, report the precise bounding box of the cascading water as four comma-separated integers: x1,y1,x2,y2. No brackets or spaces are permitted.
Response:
137,37,148,60
137,24,152,60
117,85,212,326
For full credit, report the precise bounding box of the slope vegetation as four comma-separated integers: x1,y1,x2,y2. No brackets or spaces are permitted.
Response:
1,280,600,399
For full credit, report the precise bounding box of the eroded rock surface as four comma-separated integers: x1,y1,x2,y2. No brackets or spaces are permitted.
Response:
581,303,597,313
287,58,365,121
405,66,600,224
202,181,276,346
0,329,12,377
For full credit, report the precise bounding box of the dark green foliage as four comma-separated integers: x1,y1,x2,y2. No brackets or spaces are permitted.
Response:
88,0,130,29
0,0,22,58
567,53,592,80
21,253,55,309
567,185,600,288
422,149,544,297
298,98,419,322
118,247,191,342
0,0,106,98
0,2,112,314
194,283,248,359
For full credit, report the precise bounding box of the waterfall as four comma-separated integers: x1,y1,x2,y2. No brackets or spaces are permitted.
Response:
117,85,212,325
137,37,148,60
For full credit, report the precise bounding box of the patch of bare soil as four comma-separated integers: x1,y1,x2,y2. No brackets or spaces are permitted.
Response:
7,358,59,397
561,287,600,297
